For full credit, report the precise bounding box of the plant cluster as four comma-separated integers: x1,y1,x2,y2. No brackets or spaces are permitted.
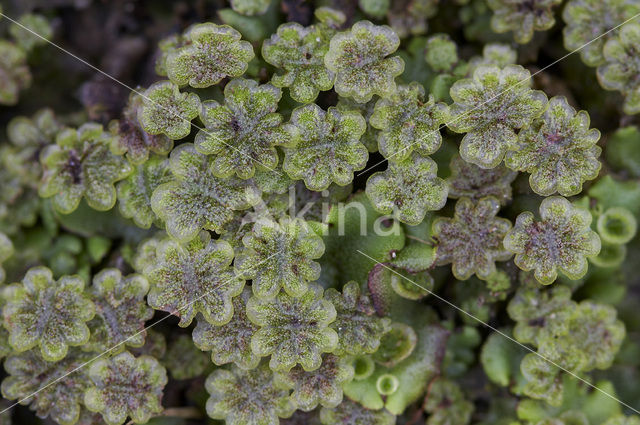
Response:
0,2,640,425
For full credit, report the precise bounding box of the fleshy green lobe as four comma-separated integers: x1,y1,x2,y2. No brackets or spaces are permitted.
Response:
447,64,547,169
39,123,133,214
324,21,404,103
563,0,640,67
324,281,391,356
487,0,561,44
139,81,201,140
283,104,368,191
504,197,601,284
84,351,167,425
195,78,293,179
446,154,517,205
366,153,448,225
247,284,338,372
236,216,325,298
506,96,601,196
3,267,94,361
151,143,260,241
597,22,640,115
433,197,512,280
276,354,354,411
86,269,153,353
145,232,244,327
192,287,260,369
369,82,448,160
109,93,173,164
205,363,296,425
1,349,93,425
166,23,254,88
262,22,335,103
319,399,396,425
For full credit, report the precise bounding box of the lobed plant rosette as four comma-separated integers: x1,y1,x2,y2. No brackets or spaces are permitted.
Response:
504,196,601,284
247,284,338,372
447,64,548,169
366,153,448,225
165,23,254,88
235,216,325,298
150,143,261,241
2,267,94,361
324,21,405,103
39,123,133,214
283,104,369,191
195,78,294,179
597,22,640,115
433,196,513,280
84,351,167,425
506,96,602,196
145,232,244,327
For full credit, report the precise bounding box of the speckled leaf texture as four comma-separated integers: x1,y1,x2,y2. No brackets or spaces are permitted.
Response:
236,216,325,298
139,81,201,140
562,0,640,67
447,64,548,169
166,23,254,88
116,154,172,229
507,282,573,344
487,0,562,44
262,21,335,103
3,267,94,361
324,21,404,103
424,34,460,73
520,353,563,405
145,232,244,327
1,348,93,425
536,300,625,373
365,153,447,225
85,269,153,354
151,143,261,241
504,196,601,284
515,295,625,405
39,123,133,214
276,354,354,411
369,82,448,160
1,6,637,425
247,284,338,372
84,351,167,425
205,363,296,425
192,287,260,369
195,78,293,179
433,197,513,280
109,93,173,164
506,96,601,196
283,104,368,191
324,281,391,356
336,97,379,152
597,22,640,115
446,154,517,205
